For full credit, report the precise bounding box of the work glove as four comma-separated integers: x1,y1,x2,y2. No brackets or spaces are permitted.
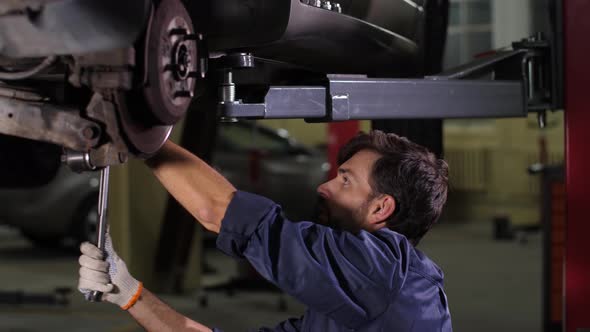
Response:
78,233,143,310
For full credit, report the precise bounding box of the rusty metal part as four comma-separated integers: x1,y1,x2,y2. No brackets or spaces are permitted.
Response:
88,144,129,168
0,0,187,164
0,56,57,80
0,96,100,151
84,93,130,168
143,0,198,125
74,49,136,67
68,48,135,90
0,56,46,68
80,71,134,91
0,85,47,101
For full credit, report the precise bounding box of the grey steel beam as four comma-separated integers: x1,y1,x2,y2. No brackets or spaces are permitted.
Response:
327,76,526,120
219,86,326,119
219,77,525,120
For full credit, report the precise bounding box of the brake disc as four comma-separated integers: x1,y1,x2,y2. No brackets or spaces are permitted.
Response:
143,0,199,126
118,0,201,156
115,92,173,158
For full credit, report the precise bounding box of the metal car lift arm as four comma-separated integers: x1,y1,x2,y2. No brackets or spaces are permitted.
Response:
218,34,560,125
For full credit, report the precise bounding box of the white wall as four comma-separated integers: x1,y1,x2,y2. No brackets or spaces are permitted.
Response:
492,0,533,48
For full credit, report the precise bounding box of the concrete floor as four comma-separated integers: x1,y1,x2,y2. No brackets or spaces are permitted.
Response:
0,221,542,332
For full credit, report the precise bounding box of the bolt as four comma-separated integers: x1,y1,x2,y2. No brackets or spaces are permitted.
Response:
220,85,235,102
222,70,233,84
332,3,342,13
83,126,98,140
199,58,208,78
219,69,236,103
310,0,322,7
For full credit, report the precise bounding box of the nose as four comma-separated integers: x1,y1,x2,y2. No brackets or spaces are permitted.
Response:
317,180,332,199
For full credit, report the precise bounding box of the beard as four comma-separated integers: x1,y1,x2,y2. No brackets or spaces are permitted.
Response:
316,196,369,233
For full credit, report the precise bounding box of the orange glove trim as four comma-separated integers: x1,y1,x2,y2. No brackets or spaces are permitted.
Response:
121,282,143,310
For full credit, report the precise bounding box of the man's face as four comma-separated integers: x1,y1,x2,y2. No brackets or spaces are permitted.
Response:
316,149,382,232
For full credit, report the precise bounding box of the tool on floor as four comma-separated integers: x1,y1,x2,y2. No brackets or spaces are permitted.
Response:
88,166,110,302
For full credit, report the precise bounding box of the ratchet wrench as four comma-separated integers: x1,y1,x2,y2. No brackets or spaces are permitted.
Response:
88,166,110,302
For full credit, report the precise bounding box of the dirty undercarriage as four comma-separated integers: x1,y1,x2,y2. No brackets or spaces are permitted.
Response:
0,0,444,186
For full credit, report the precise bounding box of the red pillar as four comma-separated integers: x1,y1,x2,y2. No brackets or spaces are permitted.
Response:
327,121,360,179
564,1,590,330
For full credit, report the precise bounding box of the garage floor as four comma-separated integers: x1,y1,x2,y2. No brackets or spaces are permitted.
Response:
0,221,541,332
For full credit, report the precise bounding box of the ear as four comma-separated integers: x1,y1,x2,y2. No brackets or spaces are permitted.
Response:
368,194,396,230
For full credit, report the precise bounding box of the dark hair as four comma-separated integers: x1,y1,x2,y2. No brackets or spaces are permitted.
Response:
338,130,449,246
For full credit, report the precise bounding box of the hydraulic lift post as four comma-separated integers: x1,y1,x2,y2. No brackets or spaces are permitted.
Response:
564,0,590,331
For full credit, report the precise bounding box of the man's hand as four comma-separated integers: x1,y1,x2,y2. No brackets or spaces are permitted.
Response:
78,234,213,331
78,233,142,309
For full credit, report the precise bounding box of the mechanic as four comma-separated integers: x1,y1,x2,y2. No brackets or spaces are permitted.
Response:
77,130,452,331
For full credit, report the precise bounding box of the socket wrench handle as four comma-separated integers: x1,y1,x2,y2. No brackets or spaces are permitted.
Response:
88,166,110,302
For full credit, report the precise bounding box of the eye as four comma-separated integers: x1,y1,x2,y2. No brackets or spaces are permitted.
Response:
342,176,350,185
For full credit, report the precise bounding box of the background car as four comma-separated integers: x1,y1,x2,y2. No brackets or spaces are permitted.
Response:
0,161,100,248
215,121,329,221
0,121,329,247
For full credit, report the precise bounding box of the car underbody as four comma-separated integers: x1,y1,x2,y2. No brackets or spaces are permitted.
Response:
0,0,560,186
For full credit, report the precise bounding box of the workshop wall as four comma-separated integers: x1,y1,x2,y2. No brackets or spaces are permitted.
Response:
442,0,563,225
443,112,564,225
262,112,564,227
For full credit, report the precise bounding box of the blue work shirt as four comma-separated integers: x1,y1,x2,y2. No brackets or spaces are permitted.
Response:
215,191,452,331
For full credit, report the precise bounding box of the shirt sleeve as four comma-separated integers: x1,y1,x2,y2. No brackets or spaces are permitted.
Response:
216,191,412,329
